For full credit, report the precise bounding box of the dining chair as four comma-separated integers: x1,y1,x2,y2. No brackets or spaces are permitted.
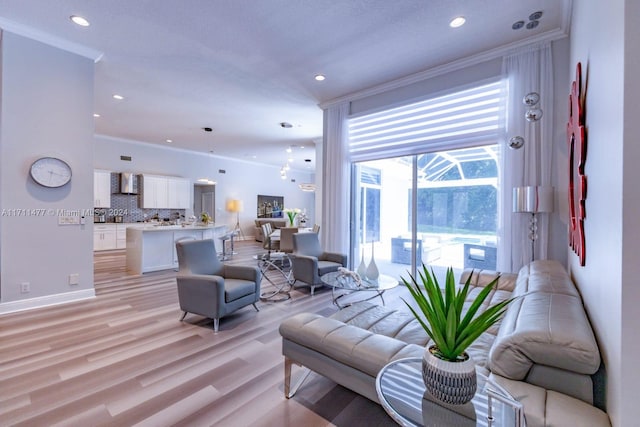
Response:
262,223,279,253
279,227,298,253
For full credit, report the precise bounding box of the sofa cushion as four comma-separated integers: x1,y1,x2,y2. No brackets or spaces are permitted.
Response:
488,374,610,427
331,303,428,345
255,218,287,228
279,310,424,377
489,261,601,388
317,260,343,276
224,278,256,302
513,259,581,297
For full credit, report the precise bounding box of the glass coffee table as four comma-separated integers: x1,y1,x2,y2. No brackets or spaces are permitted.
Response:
320,271,399,308
376,357,526,427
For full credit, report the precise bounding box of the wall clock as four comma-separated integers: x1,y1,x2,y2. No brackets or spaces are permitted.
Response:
29,157,72,188
567,62,587,266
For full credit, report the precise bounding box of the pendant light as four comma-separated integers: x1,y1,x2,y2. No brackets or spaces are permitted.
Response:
198,127,217,185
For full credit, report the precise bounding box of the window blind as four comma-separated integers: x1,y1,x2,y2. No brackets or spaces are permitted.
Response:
348,80,506,162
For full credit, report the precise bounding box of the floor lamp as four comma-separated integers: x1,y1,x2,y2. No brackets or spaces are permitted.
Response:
513,186,554,262
226,199,244,240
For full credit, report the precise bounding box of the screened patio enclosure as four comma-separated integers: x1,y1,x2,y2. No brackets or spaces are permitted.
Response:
351,144,499,282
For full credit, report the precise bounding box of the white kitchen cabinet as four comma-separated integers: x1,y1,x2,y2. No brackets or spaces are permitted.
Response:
94,170,112,208
94,224,117,251
168,177,191,209
141,175,168,209
142,174,191,209
116,224,134,249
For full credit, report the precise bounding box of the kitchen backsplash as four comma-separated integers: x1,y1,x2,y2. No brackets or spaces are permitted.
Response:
98,173,186,223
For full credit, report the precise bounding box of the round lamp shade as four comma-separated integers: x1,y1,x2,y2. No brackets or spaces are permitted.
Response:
226,199,242,213
513,186,553,213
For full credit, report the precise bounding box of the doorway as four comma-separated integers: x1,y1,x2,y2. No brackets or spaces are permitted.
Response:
194,184,216,221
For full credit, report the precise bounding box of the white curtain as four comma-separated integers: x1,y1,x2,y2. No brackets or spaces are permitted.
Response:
499,43,554,272
321,102,351,255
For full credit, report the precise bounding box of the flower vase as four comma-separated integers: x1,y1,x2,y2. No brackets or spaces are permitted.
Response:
357,248,367,278
365,242,379,280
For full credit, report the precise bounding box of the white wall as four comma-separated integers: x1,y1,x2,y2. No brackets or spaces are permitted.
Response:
549,38,571,267
568,1,640,425
94,136,316,238
621,2,640,426
0,32,95,307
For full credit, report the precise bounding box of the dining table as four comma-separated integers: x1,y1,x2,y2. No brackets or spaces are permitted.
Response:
268,227,314,242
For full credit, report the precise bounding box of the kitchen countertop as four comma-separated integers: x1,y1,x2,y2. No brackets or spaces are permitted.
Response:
127,223,224,231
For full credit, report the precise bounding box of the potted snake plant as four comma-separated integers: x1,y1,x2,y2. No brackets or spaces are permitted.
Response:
401,265,513,405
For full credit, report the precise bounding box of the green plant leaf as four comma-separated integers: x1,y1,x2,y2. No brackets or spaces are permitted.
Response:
443,298,458,358
402,266,514,362
452,302,511,355
457,275,500,332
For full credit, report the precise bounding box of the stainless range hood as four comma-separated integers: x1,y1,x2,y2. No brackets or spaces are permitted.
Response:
119,172,139,194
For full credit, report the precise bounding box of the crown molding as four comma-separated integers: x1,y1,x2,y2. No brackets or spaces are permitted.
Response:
0,18,103,62
320,28,569,110
95,134,314,173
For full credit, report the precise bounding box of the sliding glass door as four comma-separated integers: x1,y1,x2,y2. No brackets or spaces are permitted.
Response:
352,157,414,281
352,145,499,281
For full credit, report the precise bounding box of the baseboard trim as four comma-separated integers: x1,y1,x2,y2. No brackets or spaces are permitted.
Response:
0,289,96,315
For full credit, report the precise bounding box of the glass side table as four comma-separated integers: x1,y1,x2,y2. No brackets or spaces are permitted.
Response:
376,357,526,427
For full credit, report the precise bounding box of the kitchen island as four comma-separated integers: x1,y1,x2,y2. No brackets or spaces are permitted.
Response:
126,224,228,274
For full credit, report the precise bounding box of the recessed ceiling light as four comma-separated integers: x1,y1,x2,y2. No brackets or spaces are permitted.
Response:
93,113,100,118
314,74,326,81
529,11,543,21
70,15,90,27
166,139,172,143
112,94,124,100
449,16,466,28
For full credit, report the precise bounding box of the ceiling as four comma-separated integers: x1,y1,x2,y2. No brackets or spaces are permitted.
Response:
0,1,570,171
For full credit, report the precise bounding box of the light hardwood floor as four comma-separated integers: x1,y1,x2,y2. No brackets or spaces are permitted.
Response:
0,241,401,426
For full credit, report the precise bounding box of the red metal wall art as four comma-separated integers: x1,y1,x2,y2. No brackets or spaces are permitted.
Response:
567,62,587,266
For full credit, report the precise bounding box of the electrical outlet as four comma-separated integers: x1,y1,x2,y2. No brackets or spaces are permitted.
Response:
69,274,80,285
20,282,30,293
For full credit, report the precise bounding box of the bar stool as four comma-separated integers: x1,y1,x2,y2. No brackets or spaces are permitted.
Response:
219,233,232,261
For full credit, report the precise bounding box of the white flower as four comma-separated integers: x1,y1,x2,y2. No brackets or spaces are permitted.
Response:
284,208,301,225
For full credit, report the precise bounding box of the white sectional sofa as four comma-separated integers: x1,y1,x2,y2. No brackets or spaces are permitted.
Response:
279,260,610,426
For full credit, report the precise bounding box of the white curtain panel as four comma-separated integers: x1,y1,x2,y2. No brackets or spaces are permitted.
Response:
499,43,554,272
321,102,351,255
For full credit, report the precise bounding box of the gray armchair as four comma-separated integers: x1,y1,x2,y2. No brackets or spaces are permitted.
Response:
291,232,347,295
175,239,261,332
